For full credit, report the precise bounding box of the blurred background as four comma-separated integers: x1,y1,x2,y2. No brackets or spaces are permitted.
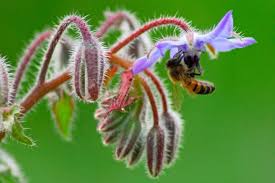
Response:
1,0,275,182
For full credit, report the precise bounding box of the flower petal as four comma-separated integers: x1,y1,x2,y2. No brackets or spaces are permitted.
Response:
207,10,233,40
132,39,185,74
170,47,179,58
209,37,256,52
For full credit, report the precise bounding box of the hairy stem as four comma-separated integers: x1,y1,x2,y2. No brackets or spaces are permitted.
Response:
9,31,51,104
96,11,134,38
139,78,159,127
20,69,71,114
110,17,190,53
144,70,168,112
38,15,93,84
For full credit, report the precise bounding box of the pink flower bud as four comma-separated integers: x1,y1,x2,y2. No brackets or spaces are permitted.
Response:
0,58,10,106
97,112,127,133
146,126,165,177
102,130,121,145
73,39,107,101
161,111,182,165
115,120,142,160
127,133,146,166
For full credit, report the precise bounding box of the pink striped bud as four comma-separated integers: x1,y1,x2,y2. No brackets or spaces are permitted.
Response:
161,111,182,165
146,126,165,177
97,112,127,133
115,119,142,160
0,58,10,106
127,133,146,166
102,130,121,145
72,35,107,102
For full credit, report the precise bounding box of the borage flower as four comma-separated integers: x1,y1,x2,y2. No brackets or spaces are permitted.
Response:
101,10,256,178
132,10,256,75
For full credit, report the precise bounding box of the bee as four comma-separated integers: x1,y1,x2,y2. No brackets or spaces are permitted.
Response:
166,50,215,95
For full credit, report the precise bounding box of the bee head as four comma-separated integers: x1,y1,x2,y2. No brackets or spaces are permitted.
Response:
183,54,200,69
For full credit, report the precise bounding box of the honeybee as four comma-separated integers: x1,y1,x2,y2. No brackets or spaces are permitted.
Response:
166,50,215,95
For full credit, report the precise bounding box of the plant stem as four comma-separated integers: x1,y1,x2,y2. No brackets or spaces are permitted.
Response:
20,69,71,114
110,17,190,53
38,16,93,84
139,78,159,127
9,31,51,104
95,11,134,38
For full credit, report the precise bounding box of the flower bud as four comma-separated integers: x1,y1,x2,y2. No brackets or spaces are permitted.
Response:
102,130,121,145
127,133,146,166
73,36,107,101
146,126,165,177
0,58,10,106
115,120,141,160
161,111,182,165
52,36,74,72
97,112,127,133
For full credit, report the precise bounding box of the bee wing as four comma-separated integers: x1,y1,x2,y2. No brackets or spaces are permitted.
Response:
171,83,184,111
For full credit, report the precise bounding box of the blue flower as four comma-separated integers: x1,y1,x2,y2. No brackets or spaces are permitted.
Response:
132,10,256,75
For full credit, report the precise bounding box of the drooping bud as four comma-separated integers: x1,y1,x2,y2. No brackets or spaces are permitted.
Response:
84,40,106,101
161,111,182,165
102,130,121,145
127,132,146,166
97,111,128,133
0,58,10,106
53,36,74,72
72,37,107,101
146,126,165,177
115,119,141,160
127,97,148,166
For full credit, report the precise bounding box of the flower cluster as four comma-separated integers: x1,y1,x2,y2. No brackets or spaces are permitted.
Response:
0,9,255,181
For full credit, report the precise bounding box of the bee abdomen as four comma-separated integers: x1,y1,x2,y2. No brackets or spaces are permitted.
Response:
187,79,215,95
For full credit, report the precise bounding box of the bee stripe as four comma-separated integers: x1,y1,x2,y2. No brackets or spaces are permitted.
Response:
192,83,198,92
197,85,206,94
205,86,210,94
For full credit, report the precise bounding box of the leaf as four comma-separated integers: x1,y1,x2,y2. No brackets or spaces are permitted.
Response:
11,122,35,146
51,91,75,140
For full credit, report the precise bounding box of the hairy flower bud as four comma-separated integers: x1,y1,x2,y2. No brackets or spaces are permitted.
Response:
102,130,121,145
0,58,10,106
161,111,182,165
53,36,74,71
146,126,165,177
72,29,107,101
115,119,142,160
97,112,127,133
127,132,146,166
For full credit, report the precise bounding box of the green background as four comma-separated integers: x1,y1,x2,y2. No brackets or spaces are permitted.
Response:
1,0,275,182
